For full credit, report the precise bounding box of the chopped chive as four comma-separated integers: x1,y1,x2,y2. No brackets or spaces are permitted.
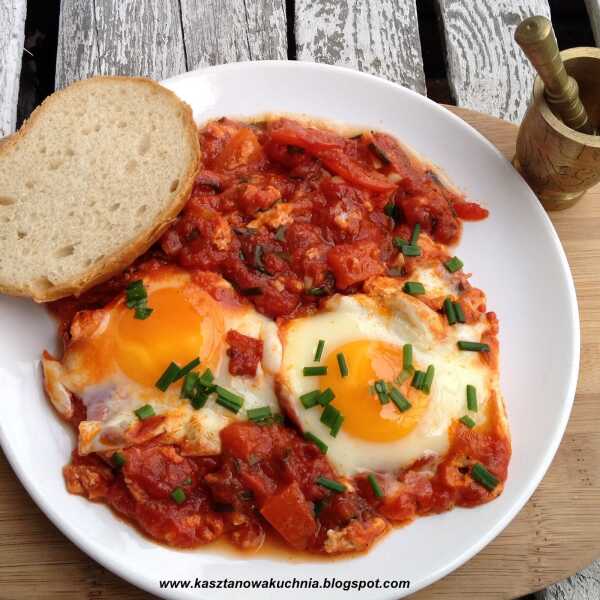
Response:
390,387,411,412
303,366,327,376
247,406,273,422
393,237,409,250
374,380,389,404
135,404,155,420
368,473,384,498
275,225,286,241
215,385,244,408
471,463,499,491
412,370,425,390
253,244,270,274
174,357,201,382
304,432,328,454
316,476,346,493
336,353,349,377
403,281,426,295
134,306,153,320
240,287,263,296
410,223,421,246
170,487,187,504
368,142,391,165
454,301,466,323
125,280,147,305
383,202,397,218
307,287,327,296
401,244,421,257
273,413,284,424
320,404,340,428
457,341,490,352
198,368,214,387
330,413,344,438
403,344,413,370
467,385,478,411
395,369,413,385
460,415,476,429
444,297,457,326
111,452,126,469
314,339,326,362
215,396,242,413
191,389,209,410
422,365,435,394
181,372,199,399
444,256,464,273
300,390,321,409
318,388,335,406
155,362,181,392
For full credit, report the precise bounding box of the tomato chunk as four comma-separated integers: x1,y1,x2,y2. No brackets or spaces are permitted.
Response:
260,482,317,549
213,128,263,170
453,201,489,221
327,240,385,289
226,329,263,377
267,119,344,152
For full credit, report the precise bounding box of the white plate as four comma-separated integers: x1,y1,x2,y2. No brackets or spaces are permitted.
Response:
0,61,579,599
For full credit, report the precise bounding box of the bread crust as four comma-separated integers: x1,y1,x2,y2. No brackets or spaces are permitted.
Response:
0,76,199,302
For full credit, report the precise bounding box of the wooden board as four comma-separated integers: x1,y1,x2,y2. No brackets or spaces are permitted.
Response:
295,0,427,94
0,106,598,599
0,0,27,137
436,0,551,123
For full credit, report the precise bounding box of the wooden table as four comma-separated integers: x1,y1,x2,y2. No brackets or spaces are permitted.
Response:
1,1,600,598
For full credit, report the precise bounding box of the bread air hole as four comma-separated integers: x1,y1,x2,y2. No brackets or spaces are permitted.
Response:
49,159,63,170
0,196,16,206
169,179,179,193
110,202,120,212
125,159,138,173
55,244,76,258
17,231,27,240
136,204,148,216
138,133,151,156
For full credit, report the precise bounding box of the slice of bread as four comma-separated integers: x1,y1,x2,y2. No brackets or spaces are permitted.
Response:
0,76,199,302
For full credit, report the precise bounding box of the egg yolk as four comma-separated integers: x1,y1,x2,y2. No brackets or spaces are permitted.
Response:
113,286,215,388
320,340,430,443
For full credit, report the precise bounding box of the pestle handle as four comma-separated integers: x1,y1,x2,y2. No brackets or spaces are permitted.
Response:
515,16,594,135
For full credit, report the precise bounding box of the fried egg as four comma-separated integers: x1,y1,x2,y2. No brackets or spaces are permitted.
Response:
278,276,503,477
43,266,282,456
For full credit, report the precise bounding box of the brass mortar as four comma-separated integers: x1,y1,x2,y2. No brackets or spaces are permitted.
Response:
513,47,600,210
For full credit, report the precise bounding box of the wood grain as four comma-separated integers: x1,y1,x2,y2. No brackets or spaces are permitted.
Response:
435,0,551,123
295,0,426,94
55,0,187,89
0,107,599,600
0,0,27,137
584,0,600,46
180,0,287,69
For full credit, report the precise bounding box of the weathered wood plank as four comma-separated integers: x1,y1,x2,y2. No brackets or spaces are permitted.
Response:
180,0,287,68
55,0,187,89
584,0,600,45
295,0,426,94
536,561,600,600
0,0,27,137
436,0,551,123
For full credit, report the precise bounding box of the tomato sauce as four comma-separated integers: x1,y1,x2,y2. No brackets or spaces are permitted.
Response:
53,117,508,556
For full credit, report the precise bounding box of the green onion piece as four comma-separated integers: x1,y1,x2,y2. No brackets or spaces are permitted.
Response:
460,415,476,429
412,370,425,390
303,366,327,376
253,244,270,274
300,390,321,409
383,202,397,218
368,473,384,498
240,287,263,296
422,365,435,394
330,413,344,438
471,463,499,491
403,344,413,370
320,404,340,428
215,396,242,413
275,225,286,241
316,476,346,494
125,280,147,305
307,287,327,296
319,388,335,406
374,380,389,404
170,487,187,504
410,223,421,245
135,404,156,420
191,390,209,410
215,385,244,408
457,341,490,352
181,372,199,399
174,357,201,382
401,244,421,257
336,353,349,377
444,256,464,273
443,297,457,326
155,362,181,392
247,406,273,422
304,432,328,454
390,387,411,412
199,368,214,387
395,369,413,385
111,452,126,469
314,339,326,362
454,301,466,323
403,281,426,295
393,237,409,250
467,384,478,411
273,413,284,425
134,306,153,320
